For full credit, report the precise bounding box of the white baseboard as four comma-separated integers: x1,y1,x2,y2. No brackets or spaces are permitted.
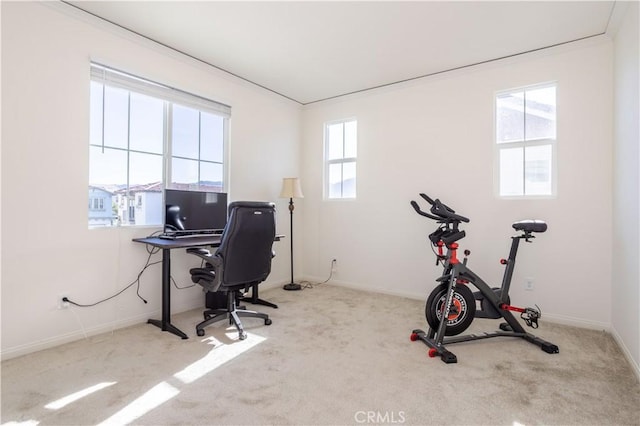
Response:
1,311,154,361
1,282,289,361
610,326,640,382
541,312,610,331
1,295,207,361
312,276,614,330
302,275,425,301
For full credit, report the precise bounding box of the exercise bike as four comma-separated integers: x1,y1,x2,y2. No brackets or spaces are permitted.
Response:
409,193,559,364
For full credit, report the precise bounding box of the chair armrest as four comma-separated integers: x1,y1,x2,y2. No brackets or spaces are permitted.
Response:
187,248,223,292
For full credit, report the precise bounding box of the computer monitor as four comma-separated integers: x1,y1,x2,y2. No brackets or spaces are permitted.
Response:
164,189,228,233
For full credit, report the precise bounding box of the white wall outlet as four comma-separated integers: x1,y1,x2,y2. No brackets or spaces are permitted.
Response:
58,294,70,309
524,278,534,291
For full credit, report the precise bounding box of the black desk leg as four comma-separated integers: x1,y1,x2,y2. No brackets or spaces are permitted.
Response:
239,284,278,309
147,248,188,339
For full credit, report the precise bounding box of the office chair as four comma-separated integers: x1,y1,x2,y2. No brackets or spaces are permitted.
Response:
187,201,276,340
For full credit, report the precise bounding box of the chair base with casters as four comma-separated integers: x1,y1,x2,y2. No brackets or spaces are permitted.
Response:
196,289,272,340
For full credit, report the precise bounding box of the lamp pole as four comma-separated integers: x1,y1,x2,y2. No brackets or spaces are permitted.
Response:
283,197,301,290
281,177,303,291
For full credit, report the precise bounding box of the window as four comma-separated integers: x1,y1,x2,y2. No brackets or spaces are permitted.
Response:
495,83,556,197
88,63,230,228
324,119,357,199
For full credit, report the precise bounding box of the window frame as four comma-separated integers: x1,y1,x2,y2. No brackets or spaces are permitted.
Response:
88,63,230,228
494,82,557,199
323,118,357,200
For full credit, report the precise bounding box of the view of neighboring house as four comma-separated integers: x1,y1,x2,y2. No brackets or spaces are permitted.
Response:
114,182,164,227
89,182,223,228
88,186,116,227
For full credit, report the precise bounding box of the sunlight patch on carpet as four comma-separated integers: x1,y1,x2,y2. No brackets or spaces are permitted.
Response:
174,333,266,384
45,382,117,410
96,382,179,425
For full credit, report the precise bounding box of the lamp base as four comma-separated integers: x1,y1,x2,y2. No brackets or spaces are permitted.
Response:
283,282,302,291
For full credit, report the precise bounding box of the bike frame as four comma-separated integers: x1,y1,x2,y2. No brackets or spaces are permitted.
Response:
413,233,559,363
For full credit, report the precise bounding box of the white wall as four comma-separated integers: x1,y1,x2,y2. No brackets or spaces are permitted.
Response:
301,38,614,329
612,1,640,376
1,2,301,359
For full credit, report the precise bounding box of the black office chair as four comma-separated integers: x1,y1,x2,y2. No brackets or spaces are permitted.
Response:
187,201,276,340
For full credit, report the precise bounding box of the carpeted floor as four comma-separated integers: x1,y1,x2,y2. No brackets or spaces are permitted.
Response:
2,284,639,425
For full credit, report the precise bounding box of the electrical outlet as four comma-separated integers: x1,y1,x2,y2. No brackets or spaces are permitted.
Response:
524,278,534,291
58,294,70,309
331,259,337,271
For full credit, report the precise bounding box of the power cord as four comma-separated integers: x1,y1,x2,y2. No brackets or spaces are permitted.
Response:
64,247,160,307
63,231,164,308
301,259,335,289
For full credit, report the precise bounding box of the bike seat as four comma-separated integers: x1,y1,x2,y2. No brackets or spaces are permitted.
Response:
512,220,547,233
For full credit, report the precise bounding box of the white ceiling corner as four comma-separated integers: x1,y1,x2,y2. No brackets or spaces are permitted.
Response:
65,1,616,105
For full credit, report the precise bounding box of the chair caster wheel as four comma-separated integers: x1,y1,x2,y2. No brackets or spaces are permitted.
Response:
239,332,247,340
197,329,205,337
265,318,272,325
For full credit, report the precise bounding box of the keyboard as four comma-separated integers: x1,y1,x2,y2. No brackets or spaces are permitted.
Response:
159,230,222,240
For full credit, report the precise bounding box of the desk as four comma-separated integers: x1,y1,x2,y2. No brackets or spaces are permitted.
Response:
133,235,223,339
133,234,283,339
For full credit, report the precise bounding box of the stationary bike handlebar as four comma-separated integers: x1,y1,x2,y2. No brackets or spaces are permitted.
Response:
410,193,470,223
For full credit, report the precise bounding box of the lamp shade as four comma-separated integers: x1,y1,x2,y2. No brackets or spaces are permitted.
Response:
280,177,304,198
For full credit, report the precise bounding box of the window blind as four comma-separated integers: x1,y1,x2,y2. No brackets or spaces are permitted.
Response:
90,62,231,118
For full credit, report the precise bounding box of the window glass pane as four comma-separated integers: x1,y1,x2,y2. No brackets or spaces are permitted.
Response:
89,82,104,146
201,112,224,163
499,147,524,196
89,65,229,228
525,86,556,141
129,92,164,154
103,86,129,149
327,123,344,160
328,163,343,198
130,152,163,186
200,162,223,191
342,162,356,198
89,146,127,186
172,104,199,159
524,145,552,195
172,157,199,185
496,92,524,143
344,120,357,158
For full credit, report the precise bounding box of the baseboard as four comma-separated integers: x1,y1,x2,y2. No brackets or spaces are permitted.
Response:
258,279,290,292
1,311,154,361
302,275,426,301
541,312,610,331
312,276,613,329
1,294,209,361
1,283,289,361
610,327,640,382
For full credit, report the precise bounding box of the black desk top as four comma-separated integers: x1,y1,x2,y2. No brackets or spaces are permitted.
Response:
133,234,284,249
132,235,222,249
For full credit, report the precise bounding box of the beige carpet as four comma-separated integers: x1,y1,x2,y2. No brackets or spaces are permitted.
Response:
2,284,639,425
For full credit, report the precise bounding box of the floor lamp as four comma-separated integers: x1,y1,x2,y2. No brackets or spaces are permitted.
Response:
280,177,304,291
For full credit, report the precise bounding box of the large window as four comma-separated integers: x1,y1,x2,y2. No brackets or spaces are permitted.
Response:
495,83,556,197
88,63,230,228
324,119,357,199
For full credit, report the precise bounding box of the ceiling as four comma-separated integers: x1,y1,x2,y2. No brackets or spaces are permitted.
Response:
65,1,618,105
